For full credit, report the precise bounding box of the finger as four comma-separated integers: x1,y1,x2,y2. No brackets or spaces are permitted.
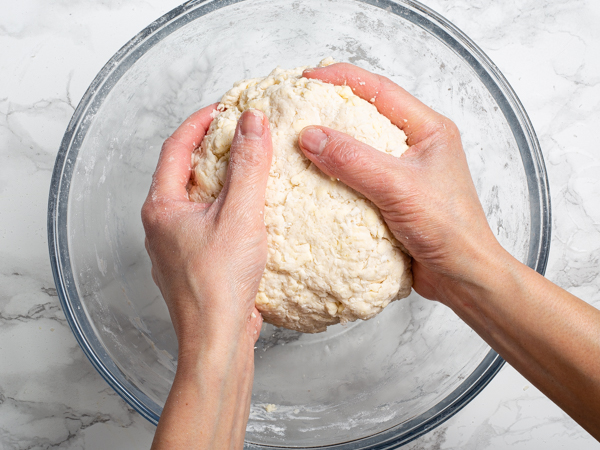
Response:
303,63,445,145
298,126,404,211
150,103,218,201
216,110,273,215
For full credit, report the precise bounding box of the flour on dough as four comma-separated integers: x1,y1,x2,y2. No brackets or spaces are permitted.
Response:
189,59,412,333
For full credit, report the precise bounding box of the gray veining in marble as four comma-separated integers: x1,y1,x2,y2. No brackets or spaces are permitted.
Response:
1,0,599,448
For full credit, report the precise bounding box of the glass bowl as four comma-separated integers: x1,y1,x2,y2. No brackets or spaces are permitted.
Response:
48,0,550,448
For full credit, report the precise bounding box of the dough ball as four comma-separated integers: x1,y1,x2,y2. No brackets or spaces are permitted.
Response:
189,59,412,333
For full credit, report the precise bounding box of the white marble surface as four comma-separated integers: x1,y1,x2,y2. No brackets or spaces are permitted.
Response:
1,0,599,448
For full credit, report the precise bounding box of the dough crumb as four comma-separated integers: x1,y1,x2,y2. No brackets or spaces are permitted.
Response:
264,404,278,412
318,56,336,67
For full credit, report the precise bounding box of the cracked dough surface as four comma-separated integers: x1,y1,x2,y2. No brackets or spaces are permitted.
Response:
189,59,412,333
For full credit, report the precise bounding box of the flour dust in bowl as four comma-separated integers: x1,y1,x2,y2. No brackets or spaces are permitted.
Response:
48,0,550,448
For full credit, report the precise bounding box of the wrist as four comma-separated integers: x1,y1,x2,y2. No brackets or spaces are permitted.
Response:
155,315,257,450
177,322,256,363
167,289,258,353
174,333,256,405
435,241,516,310
434,242,534,352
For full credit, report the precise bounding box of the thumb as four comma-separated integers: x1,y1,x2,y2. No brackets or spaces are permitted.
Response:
217,109,273,216
298,126,405,210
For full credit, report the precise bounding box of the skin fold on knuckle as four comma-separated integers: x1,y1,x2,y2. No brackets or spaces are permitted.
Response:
374,74,394,96
376,180,413,216
321,135,362,172
425,117,460,144
161,137,175,152
162,135,188,152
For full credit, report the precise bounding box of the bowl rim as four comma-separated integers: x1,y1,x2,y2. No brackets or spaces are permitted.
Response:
47,0,551,448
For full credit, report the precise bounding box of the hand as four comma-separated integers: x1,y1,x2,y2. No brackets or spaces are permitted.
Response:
142,106,269,349
142,106,272,449
298,63,502,303
299,63,600,441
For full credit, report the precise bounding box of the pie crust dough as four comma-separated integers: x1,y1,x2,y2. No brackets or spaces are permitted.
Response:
189,59,412,333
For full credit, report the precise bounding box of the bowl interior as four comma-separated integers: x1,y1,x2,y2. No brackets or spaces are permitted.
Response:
52,0,547,448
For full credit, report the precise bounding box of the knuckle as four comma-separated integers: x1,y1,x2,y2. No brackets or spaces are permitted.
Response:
141,198,170,233
444,120,461,140
162,135,179,152
426,117,460,142
377,74,395,92
373,73,401,102
159,136,186,161
141,200,156,228
159,138,173,159
327,136,362,168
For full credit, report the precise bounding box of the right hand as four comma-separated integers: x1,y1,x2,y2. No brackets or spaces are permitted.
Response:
298,63,503,302
300,64,600,443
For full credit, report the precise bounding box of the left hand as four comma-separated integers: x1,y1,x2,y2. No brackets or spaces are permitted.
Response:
142,106,272,352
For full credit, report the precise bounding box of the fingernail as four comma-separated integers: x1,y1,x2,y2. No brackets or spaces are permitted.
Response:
299,128,327,155
240,110,264,139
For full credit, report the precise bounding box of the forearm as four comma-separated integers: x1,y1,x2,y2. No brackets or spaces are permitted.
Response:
440,246,600,439
151,334,255,450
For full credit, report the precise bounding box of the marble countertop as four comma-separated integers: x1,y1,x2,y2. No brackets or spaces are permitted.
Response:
1,0,599,448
